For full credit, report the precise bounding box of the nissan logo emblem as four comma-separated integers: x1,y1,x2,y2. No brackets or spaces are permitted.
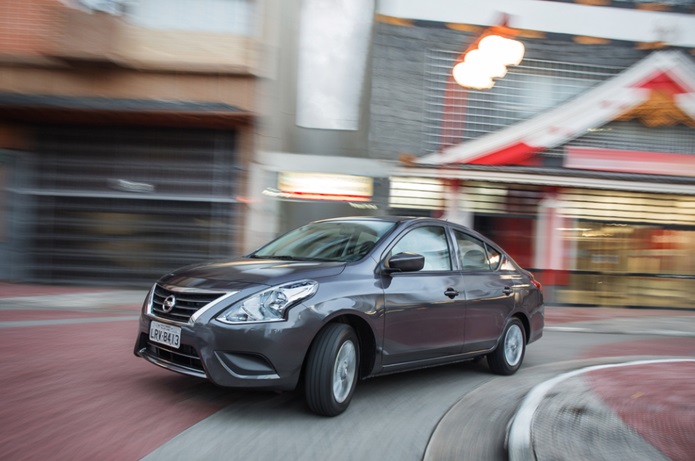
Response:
162,295,176,313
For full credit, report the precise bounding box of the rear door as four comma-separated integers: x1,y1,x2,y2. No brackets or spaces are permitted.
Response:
453,230,519,353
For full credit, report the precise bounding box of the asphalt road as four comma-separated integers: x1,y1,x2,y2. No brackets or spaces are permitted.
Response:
2,298,693,461
140,332,645,461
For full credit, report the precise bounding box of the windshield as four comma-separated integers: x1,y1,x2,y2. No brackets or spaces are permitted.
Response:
251,220,397,262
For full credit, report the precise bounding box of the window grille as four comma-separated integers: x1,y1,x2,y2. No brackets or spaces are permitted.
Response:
424,51,623,155
424,50,695,159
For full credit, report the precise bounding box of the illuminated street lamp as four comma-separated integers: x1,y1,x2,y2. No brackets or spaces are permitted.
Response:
452,19,525,90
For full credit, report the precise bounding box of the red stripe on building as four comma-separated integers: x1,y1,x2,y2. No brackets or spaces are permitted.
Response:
467,142,541,166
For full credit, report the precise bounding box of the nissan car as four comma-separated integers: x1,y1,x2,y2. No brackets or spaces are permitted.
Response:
134,216,544,416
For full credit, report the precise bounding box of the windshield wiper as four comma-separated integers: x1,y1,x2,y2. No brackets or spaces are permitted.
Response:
251,254,336,262
246,254,296,260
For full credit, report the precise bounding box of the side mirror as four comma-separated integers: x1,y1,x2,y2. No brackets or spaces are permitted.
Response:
385,252,425,273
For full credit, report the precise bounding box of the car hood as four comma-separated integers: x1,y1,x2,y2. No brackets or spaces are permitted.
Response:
158,258,347,291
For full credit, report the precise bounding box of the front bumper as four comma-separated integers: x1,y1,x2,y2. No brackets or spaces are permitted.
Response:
134,306,322,391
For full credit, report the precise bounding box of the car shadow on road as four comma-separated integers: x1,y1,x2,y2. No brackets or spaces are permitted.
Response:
145,357,494,418
139,359,499,461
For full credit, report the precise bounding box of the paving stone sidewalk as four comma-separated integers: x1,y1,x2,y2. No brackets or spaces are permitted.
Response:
509,306,695,461
516,359,695,461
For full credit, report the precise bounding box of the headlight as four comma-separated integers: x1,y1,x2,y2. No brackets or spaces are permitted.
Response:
216,280,318,324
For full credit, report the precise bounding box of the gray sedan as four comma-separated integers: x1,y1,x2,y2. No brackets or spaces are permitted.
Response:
134,216,544,416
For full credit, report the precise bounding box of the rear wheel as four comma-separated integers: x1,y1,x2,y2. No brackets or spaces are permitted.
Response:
304,323,359,416
487,318,526,375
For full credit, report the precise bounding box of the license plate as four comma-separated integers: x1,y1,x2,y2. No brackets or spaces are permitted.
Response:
149,321,181,349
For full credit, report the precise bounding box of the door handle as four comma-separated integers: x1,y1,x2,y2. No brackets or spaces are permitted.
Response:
503,286,513,296
444,288,460,299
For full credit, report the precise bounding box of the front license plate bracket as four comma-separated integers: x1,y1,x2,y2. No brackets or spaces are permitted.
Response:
149,320,181,349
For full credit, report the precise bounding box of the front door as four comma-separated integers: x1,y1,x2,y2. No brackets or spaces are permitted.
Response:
381,225,466,365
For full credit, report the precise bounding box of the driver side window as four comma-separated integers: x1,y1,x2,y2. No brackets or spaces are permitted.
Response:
389,226,451,271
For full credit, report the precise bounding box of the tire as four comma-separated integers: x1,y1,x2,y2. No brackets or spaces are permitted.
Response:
487,318,526,375
304,323,360,417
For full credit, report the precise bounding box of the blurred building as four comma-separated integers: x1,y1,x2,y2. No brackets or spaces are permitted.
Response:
2,0,695,310
370,0,695,309
0,0,263,284
252,0,695,309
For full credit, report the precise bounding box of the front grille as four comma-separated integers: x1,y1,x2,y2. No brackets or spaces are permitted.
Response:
146,339,204,374
151,284,226,323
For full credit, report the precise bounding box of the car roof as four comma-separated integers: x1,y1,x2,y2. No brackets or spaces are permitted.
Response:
317,216,468,228
316,216,501,247
317,216,435,224
317,216,405,223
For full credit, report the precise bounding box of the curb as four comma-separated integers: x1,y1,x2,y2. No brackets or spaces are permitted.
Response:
507,358,695,461
422,355,686,461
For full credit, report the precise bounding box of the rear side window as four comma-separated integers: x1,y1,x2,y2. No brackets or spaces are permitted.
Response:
486,245,502,270
455,231,493,272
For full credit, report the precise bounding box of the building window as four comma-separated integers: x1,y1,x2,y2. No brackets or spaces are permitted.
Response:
127,0,256,35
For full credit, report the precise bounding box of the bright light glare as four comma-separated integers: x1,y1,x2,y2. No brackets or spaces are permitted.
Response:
452,62,495,90
479,35,525,66
464,49,508,79
453,35,525,90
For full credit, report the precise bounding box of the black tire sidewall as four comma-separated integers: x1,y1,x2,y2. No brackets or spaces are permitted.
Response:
305,323,360,416
488,318,526,375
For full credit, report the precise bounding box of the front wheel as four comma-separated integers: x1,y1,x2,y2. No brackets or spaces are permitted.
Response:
487,318,526,375
304,323,360,416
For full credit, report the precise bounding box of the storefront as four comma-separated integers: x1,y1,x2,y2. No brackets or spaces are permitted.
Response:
387,172,695,308
250,154,695,309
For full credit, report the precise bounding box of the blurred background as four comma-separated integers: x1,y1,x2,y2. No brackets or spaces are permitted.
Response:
0,0,694,309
